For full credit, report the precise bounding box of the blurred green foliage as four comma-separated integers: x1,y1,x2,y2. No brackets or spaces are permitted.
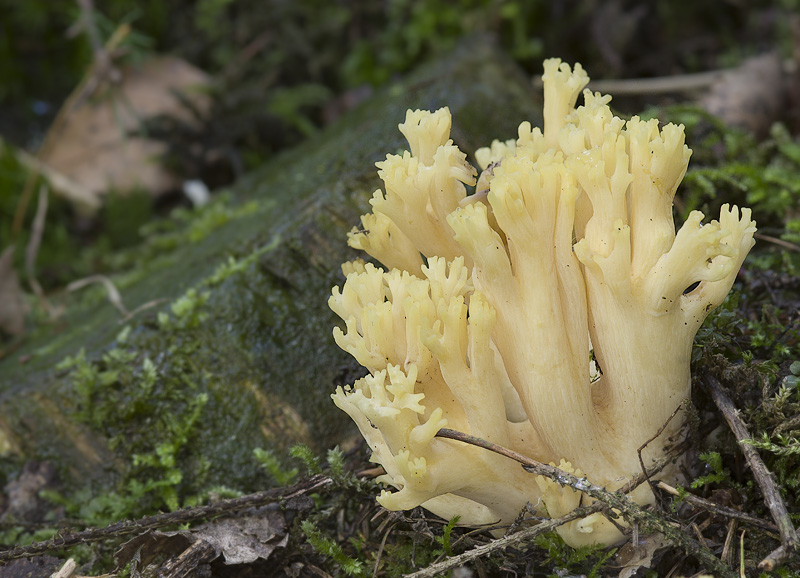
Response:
3,1,799,318
0,0,781,149
0,0,792,197
653,108,800,275
0,139,157,290
339,0,545,86
0,0,160,144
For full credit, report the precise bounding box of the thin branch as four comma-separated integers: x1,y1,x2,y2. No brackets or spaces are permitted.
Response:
373,521,396,578
75,0,110,66
221,29,273,82
638,402,685,499
721,518,736,565
66,274,129,317
774,412,800,436
700,374,799,572
434,428,734,578
24,184,54,316
656,482,778,532
531,70,724,95
121,297,169,322
13,148,99,211
760,543,797,574
51,558,78,578
0,475,332,562
70,0,122,96
754,233,800,253
404,503,604,578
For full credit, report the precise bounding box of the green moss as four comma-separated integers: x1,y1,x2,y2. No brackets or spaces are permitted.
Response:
690,452,732,489
433,515,461,557
253,447,298,486
533,532,617,578
53,337,215,522
104,194,264,290
25,230,312,522
744,433,800,491
302,520,366,577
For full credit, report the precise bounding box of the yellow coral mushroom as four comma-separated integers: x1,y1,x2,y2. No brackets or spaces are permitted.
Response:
330,58,756,547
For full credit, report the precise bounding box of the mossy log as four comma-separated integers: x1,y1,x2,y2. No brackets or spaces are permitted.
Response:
0,39,542,496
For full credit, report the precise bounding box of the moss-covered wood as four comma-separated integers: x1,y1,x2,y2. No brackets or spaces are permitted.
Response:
0,38,543,505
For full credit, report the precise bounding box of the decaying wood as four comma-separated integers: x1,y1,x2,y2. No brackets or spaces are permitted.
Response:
157,539,217,578
50,558,78,578
0,38,542,493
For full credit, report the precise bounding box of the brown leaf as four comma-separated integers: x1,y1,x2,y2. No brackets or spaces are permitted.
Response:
1,461,57,522
192,508,287,565
701,53,784,138
115,507,288,573
40,56,211,209
114,532,194,575
615,533,669,578
0,245,27,337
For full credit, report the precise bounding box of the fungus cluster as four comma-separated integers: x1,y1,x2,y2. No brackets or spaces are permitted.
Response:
329,59,756,546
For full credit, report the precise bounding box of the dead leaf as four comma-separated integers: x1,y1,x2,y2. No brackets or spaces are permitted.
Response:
114,532,192,572
0,245,27,337
701,52,784,138
193,509,287,565
13,147,96,212
615,533,670,578
1,461,57,522
115,506,288,573
40,55,210,210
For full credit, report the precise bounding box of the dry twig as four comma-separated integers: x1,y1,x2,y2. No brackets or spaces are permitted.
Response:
404,503,605,578
531,70,723,95
66,275,129,317
700,374,799,572
50,558,78,578
0,475,332,562
24,185,54,316
432,428,735,578
637,402,685,499
754,233,800,253
656,482,778,533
